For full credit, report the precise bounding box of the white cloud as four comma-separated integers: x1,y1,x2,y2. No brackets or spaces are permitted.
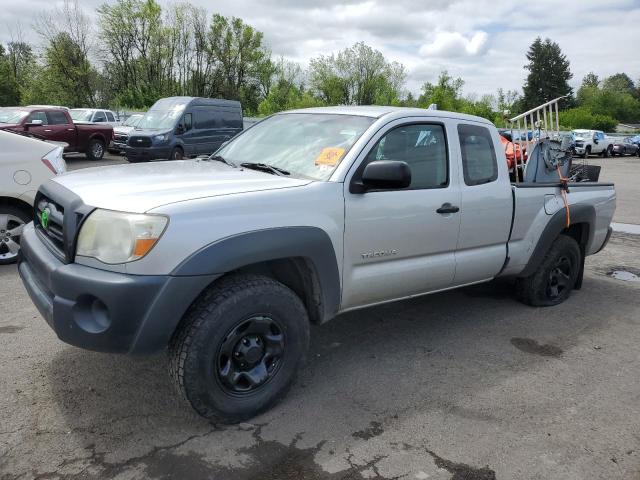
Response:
1,0,639,98
419,31,489,58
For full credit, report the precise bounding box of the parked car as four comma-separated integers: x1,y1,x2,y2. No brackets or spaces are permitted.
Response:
70,108,120,126
0,107,113,160
0,130,66,264
18,106,615,423
125,96,243,162
612,137,640,156
27,105,71,112
572,129,614,158
109,113,144,154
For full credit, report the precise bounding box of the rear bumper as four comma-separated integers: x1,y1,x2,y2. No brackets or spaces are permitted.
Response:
18,223,218,354
125,146,172,162
594,226,613,254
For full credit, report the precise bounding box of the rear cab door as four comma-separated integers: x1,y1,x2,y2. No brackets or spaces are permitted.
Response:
451,121,512,285
45,110,76,147
341,116,462,310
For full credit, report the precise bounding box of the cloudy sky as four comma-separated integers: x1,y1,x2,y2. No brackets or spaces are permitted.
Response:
2,0,639,97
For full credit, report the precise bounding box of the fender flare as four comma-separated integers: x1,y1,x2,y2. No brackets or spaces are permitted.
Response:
171,227,342,321
518,203,595,278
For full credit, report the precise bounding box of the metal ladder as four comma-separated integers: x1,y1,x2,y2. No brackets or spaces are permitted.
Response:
507,95,568,182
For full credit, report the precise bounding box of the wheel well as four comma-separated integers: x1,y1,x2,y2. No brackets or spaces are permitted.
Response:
89,135,106,145
232,257,324,324
562,222,589,248
0,196,32,217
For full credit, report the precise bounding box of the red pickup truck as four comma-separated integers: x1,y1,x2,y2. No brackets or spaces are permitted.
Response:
0,107,113,160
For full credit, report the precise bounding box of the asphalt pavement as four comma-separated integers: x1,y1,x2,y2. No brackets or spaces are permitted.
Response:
1,153,639,480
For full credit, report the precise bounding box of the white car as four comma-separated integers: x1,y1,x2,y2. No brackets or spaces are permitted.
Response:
70,108,120,127
0,130,66,264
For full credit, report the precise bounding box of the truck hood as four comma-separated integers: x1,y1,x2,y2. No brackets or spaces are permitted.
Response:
53,160,312,213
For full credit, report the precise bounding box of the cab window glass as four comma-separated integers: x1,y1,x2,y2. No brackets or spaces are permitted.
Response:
364,123,448,189
93,111,107,122
27,111,48,125
457,124,498,186
47,111,69,125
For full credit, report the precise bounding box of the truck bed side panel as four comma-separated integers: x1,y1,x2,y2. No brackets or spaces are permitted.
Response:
502,183,616,277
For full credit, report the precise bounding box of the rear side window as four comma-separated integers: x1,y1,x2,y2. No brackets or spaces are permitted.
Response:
106,112,115,122
457,124,498,186
220,108,242,128
47,111,69,125
93,111,107,122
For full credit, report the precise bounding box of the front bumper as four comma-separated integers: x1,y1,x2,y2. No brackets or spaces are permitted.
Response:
18,223,218,354
574,146,586,154
125,145,172,162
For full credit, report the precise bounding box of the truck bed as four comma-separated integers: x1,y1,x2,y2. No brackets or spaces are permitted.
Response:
501,182,616,277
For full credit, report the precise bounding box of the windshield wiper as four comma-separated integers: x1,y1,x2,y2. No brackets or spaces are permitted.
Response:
240,162,290,176
208,154,236,167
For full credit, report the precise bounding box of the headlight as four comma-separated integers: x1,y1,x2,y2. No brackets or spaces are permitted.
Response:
153,134,168,142
76,209,168,264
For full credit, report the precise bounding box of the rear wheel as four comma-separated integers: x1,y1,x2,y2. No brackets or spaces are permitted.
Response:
517,235,581,307
603,145,612,158
168,274,310,423
0,206,29,265
86,139,105,161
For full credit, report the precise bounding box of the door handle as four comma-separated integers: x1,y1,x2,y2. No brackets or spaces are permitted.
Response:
44,129,52,132
436,203,460,214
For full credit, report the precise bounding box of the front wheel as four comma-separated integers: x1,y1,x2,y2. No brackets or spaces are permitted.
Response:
168,274,310,423
86,139,105,161
603,145,612,158
0,206,29,265
169,147,184,160
516,235,581,307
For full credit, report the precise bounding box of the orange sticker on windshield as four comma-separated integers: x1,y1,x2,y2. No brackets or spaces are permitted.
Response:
315,147,345,166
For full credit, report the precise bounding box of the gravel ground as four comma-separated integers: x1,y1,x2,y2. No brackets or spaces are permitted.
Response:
1,152,639,480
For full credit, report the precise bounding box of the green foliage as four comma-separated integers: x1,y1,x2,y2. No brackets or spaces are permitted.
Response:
308,42,405,106
560,107,617,132
576,73,640,123
521,37,573,111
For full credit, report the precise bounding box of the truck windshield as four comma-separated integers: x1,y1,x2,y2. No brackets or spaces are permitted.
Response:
70,109,93,121
0,109,29,124
137,108,185,130
216,113,374,180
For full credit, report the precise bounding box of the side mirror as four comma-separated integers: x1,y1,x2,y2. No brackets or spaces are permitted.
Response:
176,124,185,135
354,160,411,192
25,119,43,129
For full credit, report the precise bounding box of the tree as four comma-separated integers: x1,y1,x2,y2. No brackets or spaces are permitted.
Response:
417,71,464,111
602,73,636,98
308,42,405,106
0,45,21,105
521,37,573,110
581,72,599,89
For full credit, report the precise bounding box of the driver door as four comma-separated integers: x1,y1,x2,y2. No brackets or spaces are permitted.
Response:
341,119,461,310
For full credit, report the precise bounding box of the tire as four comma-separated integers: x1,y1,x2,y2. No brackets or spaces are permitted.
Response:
516,235,581,307
168,274,310,423
86,138,105,161
603,145,612,158
582,146,590,159
169,147,184,160
0,206,30,265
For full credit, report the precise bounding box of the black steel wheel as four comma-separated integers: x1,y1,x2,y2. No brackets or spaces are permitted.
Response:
169,274,310,423
545,255,573,300
216,315,285,395
516,235,581,307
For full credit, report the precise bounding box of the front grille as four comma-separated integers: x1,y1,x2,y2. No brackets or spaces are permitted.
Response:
575,141,584,147
33,184,94,263
114,133,128,142
128,136,152,147
35,195,66,259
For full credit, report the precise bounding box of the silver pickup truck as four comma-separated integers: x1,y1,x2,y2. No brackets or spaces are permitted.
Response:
17,106,615,423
